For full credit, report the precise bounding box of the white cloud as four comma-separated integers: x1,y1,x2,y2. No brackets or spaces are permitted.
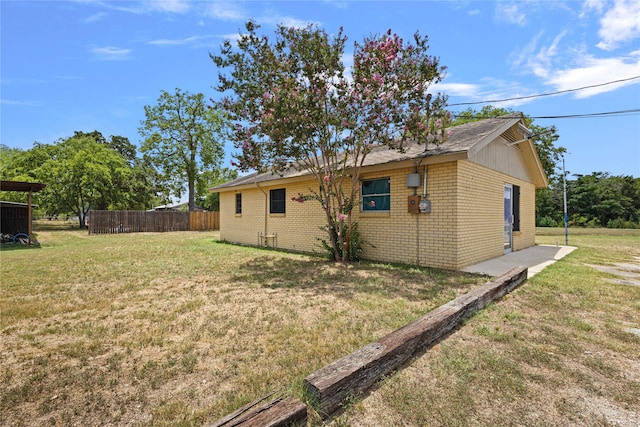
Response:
147,36,208,46
596,0,640,50
218,32,245,47
434,77,536,108
495,2,527,26
499,3,640,103
205,1,246,21
545,52,640,97
323,0,349,10
512,30,568,79
146,0,191,13
90,46,132,61
259,14,319,29
83,12,107,24
580,0,605,17
71,0,189,14
1,99,42,107
434,82,481,98
341,53,354,69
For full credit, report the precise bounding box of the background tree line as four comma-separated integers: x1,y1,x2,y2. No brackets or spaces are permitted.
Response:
538,172,640,229
1,89,236,228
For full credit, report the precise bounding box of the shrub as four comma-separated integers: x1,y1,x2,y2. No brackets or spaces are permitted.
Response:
537,216,558,227
607,218,640,229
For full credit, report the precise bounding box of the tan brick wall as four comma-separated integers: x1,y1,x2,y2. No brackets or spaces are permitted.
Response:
219,179,327,254
264,180,328,253
219,188,266,246
456,160,537,268
355,163,459,270
456,161,506,268
219,159,538,269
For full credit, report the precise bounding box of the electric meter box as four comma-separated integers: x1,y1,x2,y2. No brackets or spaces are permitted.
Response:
408,195,420,214
406,173,421,188
419,199,431,213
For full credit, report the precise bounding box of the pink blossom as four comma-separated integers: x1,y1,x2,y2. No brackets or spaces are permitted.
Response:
324,175,330,182
337,213,347,221
369,200,376,207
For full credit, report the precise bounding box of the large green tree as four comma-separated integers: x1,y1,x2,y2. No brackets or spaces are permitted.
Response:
2,133,160,224
35,135,130,227
568,172,640,227
212,22,450,262
0,144,36,203
196,167,238,211
139,89,226,211
73,131,161,210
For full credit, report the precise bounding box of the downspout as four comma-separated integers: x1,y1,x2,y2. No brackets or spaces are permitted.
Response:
255,181,268,246
423,164,428,199
414,154,429,266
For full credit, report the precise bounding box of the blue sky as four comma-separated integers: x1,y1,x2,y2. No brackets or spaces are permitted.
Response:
2,0,639,178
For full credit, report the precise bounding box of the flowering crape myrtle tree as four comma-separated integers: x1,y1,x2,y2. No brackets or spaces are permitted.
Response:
212,21,450,262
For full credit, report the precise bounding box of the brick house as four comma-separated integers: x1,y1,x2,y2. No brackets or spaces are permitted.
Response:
213,114,548,270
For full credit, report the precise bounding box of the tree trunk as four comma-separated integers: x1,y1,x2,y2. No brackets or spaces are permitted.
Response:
188,178,195,212
323,209,341,262
343,217,351,263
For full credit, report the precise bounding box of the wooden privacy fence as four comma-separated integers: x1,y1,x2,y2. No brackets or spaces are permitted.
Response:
88,210,219,234
189,211,220,231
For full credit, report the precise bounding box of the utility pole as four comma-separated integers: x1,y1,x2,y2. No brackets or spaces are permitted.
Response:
563,155,568,246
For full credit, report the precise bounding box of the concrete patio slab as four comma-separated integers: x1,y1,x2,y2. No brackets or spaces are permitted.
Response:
463,244,577,277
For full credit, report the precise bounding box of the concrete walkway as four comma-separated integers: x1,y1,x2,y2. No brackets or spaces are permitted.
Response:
463,244,577,277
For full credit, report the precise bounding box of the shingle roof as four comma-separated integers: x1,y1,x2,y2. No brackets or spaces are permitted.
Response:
214,114,523,190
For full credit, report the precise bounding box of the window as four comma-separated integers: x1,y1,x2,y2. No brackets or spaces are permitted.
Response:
235,193,242,215
270,188,286,214
361,177,391,211
513,185,521,231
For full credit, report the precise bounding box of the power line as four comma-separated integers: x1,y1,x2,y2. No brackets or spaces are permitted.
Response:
526,109,640,119
447,75,640,107
452,108,640,120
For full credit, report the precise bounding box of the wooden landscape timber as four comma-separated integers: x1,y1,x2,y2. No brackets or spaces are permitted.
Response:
208,392,307,427
211,266,528,425
304,265,528,418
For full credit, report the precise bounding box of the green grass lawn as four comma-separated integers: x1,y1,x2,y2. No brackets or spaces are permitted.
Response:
2,226,638,426
1,225,485,426
335,228,640,426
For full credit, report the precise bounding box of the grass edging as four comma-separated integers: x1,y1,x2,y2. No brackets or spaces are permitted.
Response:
208,266,528,426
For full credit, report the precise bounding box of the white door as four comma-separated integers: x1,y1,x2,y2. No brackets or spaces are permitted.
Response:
504,184,513,254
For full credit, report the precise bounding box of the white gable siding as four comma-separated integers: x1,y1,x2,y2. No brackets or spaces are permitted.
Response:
468,137,533,183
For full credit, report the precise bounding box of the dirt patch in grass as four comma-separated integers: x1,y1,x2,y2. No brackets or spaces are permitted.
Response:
586,256,640,287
